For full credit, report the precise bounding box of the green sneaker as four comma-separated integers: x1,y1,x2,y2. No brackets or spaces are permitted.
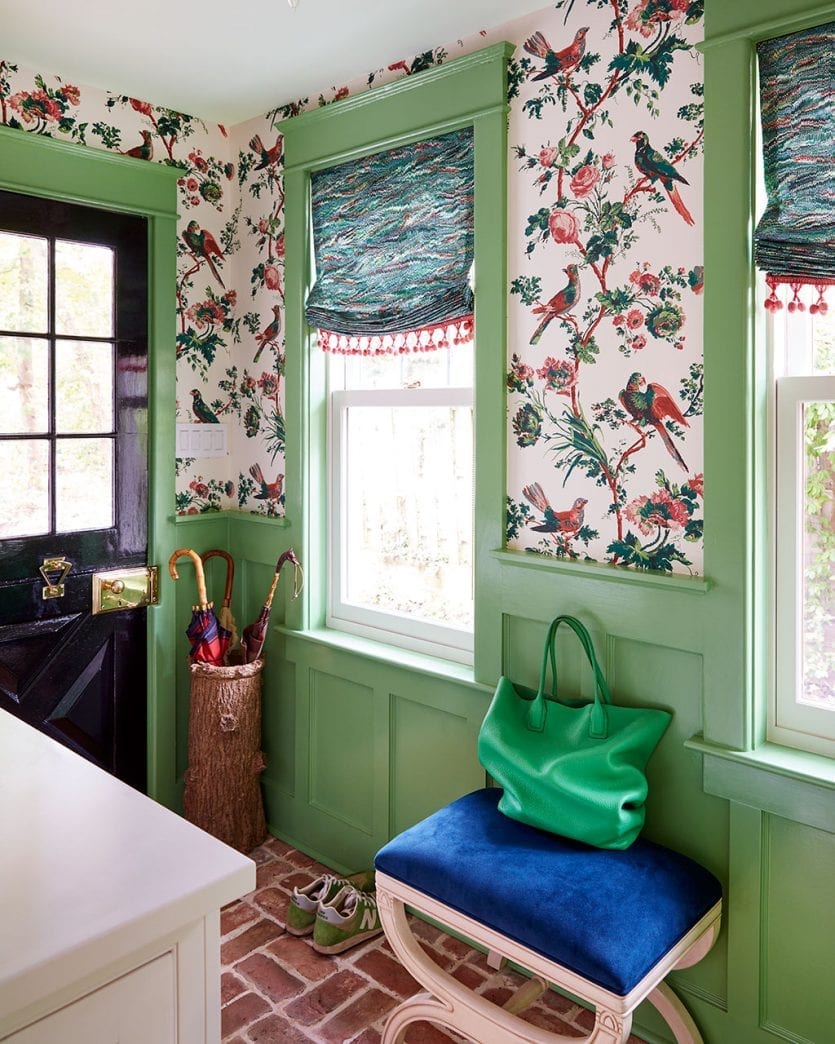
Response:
285,870,375,936
312,886,383,954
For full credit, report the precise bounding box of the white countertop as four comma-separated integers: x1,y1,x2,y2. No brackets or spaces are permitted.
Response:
0,711,255,1031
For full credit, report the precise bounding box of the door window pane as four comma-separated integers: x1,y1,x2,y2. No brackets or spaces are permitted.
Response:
0,337,48,433
55,340,114,432
0,439,49,536
800,399,835,710
0,232,48,333
343,403,473,629
56,437,113,531
55,240,114,338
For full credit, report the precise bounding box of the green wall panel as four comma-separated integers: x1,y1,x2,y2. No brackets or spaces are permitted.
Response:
763,815,835,1041
309,669,377,834
390,691,485,837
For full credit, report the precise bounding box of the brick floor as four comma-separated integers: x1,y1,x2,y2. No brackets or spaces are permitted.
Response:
221,834,648,1043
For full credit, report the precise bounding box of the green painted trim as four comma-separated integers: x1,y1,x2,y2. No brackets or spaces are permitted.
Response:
701,0,835,46
280,43,512,673
277,624,493,693
0,124,180,807
687,735,835,833
491,549,712,594
0,125,180,216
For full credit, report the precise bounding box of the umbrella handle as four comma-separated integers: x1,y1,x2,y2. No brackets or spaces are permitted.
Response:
168,548,210,608
201,549,234,607
275,549,305,599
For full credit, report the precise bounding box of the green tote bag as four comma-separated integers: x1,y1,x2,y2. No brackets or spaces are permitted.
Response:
477,615,671,850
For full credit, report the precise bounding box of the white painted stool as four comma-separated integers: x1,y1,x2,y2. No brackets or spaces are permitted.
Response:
375,789,722,1044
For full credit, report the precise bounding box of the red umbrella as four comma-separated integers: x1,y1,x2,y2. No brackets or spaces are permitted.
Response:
201,548,238,651
168,548,231,666
241,549,304,664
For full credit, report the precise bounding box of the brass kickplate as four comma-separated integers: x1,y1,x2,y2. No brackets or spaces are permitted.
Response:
92,566,159,615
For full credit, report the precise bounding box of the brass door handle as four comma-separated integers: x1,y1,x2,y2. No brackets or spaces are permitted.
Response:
40,557,73,600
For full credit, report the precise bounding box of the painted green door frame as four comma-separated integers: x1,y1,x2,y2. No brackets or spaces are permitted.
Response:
0,125,180,806
278,43,512,683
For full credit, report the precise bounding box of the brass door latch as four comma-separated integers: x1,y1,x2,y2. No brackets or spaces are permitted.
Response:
39,557,73,599
92,566,160,614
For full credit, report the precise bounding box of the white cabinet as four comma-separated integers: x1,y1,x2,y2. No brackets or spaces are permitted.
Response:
6,953,176,1044
0,713,255,1043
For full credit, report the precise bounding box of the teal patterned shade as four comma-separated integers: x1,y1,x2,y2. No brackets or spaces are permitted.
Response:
755,21,835,311
305,128,474,352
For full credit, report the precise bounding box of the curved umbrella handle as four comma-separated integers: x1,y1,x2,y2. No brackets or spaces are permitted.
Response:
201,549,234,607
275,549,304,599
168,548,210,608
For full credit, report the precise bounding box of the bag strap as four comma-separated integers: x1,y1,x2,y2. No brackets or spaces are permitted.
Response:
527,615,610,739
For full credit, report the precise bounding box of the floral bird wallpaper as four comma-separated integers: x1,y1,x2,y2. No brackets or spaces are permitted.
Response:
0,0,704,573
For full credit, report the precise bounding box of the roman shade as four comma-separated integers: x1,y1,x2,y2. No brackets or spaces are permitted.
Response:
755,21,835,313
305,127,474,354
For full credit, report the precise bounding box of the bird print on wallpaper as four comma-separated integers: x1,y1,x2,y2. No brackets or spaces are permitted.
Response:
190,388,220,424
122,130,153,161
249,133,283,169
523,483,588,539
523,27,589,81
630,131,694,226
249,463,284,503
182,221,226,287
253,305,282,363
530,264,580,345
619,372,690,472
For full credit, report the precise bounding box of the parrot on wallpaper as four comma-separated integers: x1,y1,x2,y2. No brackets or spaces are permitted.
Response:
253,304,282,363
530,264,580,346
523,27,589,80
249,463,284,503
522,484,588,536
630,131,694,226
619,372,690,472
182,220,226,288
122,130,153,161
190,388,220,424
249,133,283,169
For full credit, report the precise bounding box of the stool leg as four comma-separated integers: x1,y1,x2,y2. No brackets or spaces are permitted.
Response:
647,980,703,1044
377,888,630,1044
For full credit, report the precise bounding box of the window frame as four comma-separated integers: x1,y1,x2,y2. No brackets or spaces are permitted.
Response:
327,382,475,662
280,43,511,681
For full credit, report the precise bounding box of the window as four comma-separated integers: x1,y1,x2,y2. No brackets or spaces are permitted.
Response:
280,43,510,675
327,343,474,661
771,307,835,754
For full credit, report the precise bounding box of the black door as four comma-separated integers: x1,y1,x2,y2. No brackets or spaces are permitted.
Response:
0,190,149,789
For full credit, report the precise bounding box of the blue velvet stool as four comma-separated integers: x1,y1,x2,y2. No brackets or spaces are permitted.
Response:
374,788,722,1043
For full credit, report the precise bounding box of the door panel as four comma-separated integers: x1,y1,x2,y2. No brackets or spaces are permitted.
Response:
0,190,148,789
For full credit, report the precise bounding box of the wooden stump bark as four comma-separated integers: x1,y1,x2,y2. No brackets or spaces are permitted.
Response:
183,657,268,853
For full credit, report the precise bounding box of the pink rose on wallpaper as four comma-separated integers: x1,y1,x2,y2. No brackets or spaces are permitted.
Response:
536,357,576,395
626,490,689,535
602,152,615,170
690,474,704,497
626,308,644,329
570,164,599,198
264,265,282,291
62,84,81,105
539,146,559,168
630,334,647,350
548,209,579,244
630,268,662,296
129,98,153,116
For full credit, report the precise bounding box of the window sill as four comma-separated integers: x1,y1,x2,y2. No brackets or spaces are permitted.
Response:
685,733,835,833
275,624,493,693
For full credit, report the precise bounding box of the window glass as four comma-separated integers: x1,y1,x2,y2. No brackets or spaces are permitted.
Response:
54,240,114,338
55,340,114,432
55,437,114,531
0,231,48,333
0,439,49,536
0,337,49,433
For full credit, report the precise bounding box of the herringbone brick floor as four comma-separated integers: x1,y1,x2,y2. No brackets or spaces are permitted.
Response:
220,834,647,1043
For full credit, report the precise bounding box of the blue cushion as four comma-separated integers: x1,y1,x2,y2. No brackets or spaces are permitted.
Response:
375,788,721,996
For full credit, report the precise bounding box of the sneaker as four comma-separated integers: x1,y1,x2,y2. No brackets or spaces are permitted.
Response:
312,886,383,954
285,870,375,936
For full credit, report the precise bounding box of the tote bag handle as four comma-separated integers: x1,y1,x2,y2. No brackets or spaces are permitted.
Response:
527,615,610,739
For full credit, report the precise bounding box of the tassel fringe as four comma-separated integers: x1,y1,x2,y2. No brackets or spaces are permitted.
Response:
764,274,835,315
318,316,473,356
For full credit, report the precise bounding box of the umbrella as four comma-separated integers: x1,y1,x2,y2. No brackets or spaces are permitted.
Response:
201,549,238,651
241,549,304,664
168,548,231,666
